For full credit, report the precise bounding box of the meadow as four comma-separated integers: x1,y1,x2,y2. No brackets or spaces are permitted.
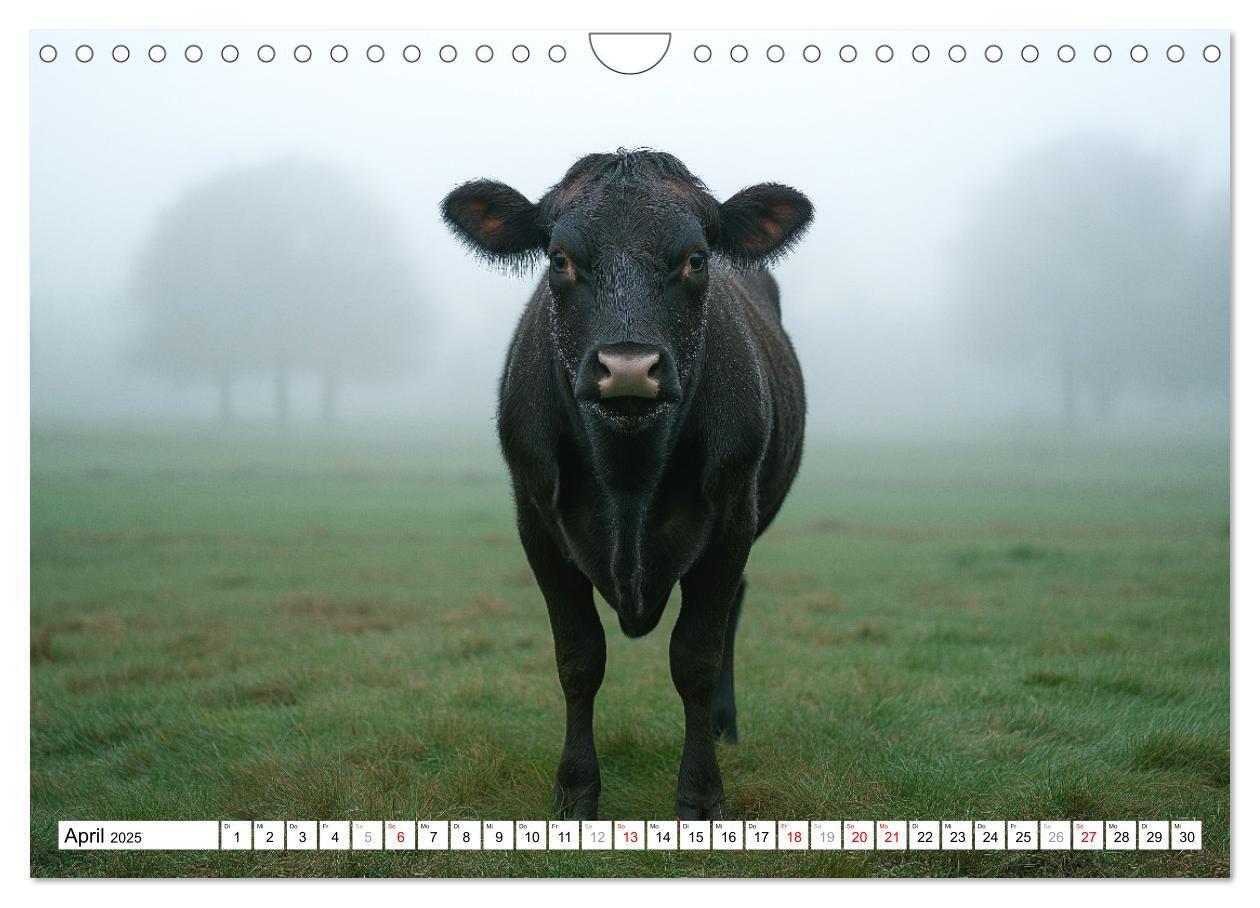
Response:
29,425,1229,877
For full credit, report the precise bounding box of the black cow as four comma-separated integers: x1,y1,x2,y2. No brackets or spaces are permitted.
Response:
441,150,812,820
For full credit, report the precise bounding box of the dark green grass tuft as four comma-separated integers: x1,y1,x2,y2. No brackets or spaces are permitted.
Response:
1130,731,1229,788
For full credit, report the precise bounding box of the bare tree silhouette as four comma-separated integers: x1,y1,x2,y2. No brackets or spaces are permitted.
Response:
951,134,1227,424
128,159,423,425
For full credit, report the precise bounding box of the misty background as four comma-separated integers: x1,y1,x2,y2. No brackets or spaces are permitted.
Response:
30,29,1230,440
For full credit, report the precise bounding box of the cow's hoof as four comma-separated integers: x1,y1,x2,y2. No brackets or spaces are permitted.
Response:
676,795,725,820
712,712,738,744
712,702,738,744
553,782,600,821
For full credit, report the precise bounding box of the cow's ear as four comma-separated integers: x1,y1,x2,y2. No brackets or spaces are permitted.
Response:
441,179,547,264
715,183,814,265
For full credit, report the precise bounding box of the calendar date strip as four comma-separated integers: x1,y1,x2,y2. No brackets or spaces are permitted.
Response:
59,819,1202,852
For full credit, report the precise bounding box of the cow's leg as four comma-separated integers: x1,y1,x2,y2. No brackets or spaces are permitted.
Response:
673,513,755,820
711,574,746,744
516,499,605,820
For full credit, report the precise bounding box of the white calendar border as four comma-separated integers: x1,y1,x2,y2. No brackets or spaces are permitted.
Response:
7,0,1249,904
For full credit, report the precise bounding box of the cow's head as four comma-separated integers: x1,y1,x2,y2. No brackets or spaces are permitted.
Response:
441,150,812,433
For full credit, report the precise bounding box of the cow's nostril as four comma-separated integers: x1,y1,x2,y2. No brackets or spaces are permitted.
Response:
595,347,665,401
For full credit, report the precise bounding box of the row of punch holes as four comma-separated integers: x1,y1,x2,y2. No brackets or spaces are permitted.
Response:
39,43,565,64
39,42,1222,65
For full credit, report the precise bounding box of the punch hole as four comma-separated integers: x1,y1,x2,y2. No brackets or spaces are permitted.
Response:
548,45,566,62
949,44,966,63
1021,44,1038,62
476,45,493,63
184,45,202,62
694,44,712,62
404,44,422,63
330,44,349,63
1167,44,1184,63
367,45,385,62
39,45,57,63
1057,45,1075,63
112,45,129,63
588,33,669,74
766,44,785,62
1094,45,1111,63
875,44,893,63
75,45,93,62
294,44,312,63
1130,44,1148,62
803,44,821,63
221,45,239,63
439,45,457,62
1203,44,1221,62
985,44,1002,62
839,44,857,63
511,45,528,62
148,45,166,63
912,44,929,63
730,44,748,63
257,45,275,63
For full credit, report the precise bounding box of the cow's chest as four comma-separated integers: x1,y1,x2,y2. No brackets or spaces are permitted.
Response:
551,449,712,617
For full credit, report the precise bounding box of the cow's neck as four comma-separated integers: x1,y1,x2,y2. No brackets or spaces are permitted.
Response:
579,410,680,629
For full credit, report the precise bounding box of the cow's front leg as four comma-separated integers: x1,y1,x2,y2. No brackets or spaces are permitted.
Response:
550,599,606,820
672,510,755,820
516,499,606,820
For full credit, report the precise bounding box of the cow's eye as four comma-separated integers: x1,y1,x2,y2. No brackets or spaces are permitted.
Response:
550,250,570,272
687,250,708,272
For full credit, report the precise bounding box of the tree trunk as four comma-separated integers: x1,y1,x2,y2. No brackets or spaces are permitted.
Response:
217,372,232,426
321,371,338,427
1091,380,1114,421
275,366,290,428
1060,352,1077,428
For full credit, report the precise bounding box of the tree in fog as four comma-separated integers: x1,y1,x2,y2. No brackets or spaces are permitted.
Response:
128,159,423,424
951,134,1228,423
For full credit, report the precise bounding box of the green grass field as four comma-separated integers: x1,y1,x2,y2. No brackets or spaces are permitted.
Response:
30,425,1229,877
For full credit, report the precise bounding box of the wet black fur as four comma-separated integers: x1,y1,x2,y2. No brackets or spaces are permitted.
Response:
441,149,812,819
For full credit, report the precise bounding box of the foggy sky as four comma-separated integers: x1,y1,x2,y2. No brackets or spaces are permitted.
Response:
30,29,1231,436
